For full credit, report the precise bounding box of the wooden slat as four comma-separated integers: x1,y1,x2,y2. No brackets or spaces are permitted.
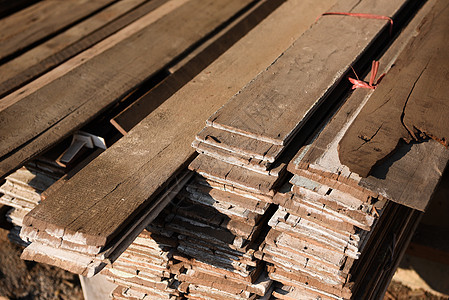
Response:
0,0,169,98
110,0,283,135
288,0,447,211
338,0,449,177
23,0,337,247
206,0,409,146
0,0,250,178
0,0,116,61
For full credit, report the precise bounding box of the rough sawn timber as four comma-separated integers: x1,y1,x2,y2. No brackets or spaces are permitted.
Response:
0,0,116,61
0,0,169,98
289,0,447,211
206,0,412,146
338,0,449,177
0,0,250,178
23,0,336,247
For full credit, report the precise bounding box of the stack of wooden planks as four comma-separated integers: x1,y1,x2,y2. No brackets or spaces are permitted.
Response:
1,0,447,298
260,0,445,298
16,0,335,279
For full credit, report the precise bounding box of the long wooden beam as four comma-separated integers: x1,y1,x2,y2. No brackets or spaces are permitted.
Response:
23,0,336,249
0,0,251,178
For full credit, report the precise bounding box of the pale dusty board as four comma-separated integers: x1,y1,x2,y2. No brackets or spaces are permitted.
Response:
111,0,284,134
0,0,116,61
23,0,337,247
0,0,168,98
206,0,411,145
0,0,250,178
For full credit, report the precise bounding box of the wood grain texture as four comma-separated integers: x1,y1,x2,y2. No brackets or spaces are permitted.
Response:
288,0,445,211
206,0,409,146
339,0,449,177
0,0,169,98
110,0,283,135
0,0,116,61
0,0,247,178
23,0,337,247
0,0,189,112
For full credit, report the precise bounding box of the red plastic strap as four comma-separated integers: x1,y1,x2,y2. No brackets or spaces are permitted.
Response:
348,60,385,90
319,12,393,35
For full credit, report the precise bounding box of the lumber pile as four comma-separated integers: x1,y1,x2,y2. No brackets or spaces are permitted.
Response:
1,0,447,299
261,0,444,298
18,0,334,278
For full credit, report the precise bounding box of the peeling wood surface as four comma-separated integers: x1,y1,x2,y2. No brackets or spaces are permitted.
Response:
288,0,445,211
339,0,449,177
22,0,330,248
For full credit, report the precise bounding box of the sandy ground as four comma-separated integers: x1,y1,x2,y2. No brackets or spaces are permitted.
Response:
0,228,83,300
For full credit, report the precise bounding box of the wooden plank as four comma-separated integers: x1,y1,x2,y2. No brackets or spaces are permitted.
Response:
0,0,116,61
0,0,189,113
339,0,449,177
0,0,169,98
0,0,250,178
206,0,410,146
23,0,336,247
289,0,447,211
109,0,284,134
0,0,38,19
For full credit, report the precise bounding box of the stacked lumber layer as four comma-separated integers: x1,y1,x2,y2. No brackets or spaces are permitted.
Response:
267,202,422,300
103,191,274,300
166,181,274,299
0,155,64,244
288,0,448,213
262,1,441,299
258,181,385,299
103,216,183,300
20,0,336,277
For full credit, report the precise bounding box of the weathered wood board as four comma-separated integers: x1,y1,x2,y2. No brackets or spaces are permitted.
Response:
0,0,251,178
0,0,116,61
289,0,447,211
206,0,410,146
0,0,169,98
23,0,336,248
339,0,449,177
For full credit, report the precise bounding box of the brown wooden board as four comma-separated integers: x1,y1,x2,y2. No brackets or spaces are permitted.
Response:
0,0,251,179
339,0,449,177
110,0,285,135
0,0,116,61
289,0,447,211
206,0,410,146
22,0,336,250
0,0,169,98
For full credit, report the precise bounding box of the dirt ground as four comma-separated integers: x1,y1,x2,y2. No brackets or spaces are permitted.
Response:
385,281,449,300
0,228,83,300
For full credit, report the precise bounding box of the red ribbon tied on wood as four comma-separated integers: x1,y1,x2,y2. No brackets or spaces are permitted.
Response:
348,60,385,90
